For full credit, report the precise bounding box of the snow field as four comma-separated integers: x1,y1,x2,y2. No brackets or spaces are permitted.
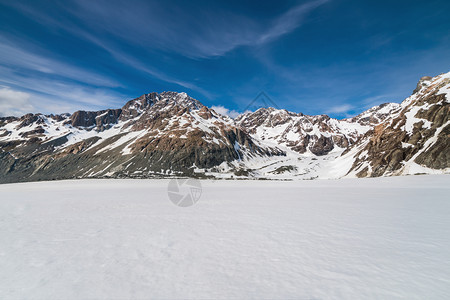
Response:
0,175,449,299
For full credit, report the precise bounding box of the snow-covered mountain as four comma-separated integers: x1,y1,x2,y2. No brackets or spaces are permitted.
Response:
0,72,449,183
343,73,450,177
236,108,370,155
0,92,284,183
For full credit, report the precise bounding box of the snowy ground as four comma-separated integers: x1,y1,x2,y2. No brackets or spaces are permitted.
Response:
0,175,449,299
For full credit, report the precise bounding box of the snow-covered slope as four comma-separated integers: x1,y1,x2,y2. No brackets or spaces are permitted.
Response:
226,71,449,179
0,92,276,158
229,107,372,179
0,92,283,183
0,72,449,182
345,102,402,126
344,72,450,177
1,176,449,299
236,107,371,155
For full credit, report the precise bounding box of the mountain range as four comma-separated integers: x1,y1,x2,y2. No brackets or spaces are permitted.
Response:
0,72,449,183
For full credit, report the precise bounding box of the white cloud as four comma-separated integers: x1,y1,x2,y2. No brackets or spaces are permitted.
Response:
0,87,34,117
0,41,120,88
178,0,330,57
257,0,329,45
0,0,331,114
6,0,328,59
101,47,214,98
0,63,128,115
361,94,397,107
211,105,241,119
0,38,128,115
326,104,354,115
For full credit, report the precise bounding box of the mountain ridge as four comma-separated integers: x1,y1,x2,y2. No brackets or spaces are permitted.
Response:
0,72,449,183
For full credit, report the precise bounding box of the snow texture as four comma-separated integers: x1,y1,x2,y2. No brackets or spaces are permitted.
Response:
0,175,449,299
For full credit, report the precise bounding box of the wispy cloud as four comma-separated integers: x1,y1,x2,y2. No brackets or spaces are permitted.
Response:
94,44,214,98
359,94,398,109
7,0,328,59
0,40,120,88
0,87,34,117
2,2,214,97
257,0,329,45
173,0,329,58
0,37,128,115
0,0,329,112
210,105,241,118
0,64,127,116
325,104,354,116
2,0,446,120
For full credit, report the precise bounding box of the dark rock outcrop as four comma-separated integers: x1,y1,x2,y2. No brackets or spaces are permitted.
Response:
347,74,449,177
0,72,448,183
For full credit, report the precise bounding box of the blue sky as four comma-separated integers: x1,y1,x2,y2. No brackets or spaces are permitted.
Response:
0,0,449,118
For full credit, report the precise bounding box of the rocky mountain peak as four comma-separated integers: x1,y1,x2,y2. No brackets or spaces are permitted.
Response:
120,91,203,119
345,71,449,177
346,102,402,126
0,71,448,183
236,107,300,129
413,75,433,94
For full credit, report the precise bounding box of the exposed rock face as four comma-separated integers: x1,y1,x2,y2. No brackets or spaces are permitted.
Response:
309,135,334,155
236,107,368,156
413,76,433,94
69,109,122,131
0,92,283,183
346,103,401,126
345,73,450,177
69,111,98,127
0,72,448,183
119,92,159,120
414,127,449,169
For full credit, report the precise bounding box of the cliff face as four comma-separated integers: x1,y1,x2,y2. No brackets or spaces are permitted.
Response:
0,73,449,183
236,108,370,156
344,73,449,177
0,92,283,183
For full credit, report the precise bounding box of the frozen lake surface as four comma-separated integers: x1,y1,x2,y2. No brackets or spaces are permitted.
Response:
0,175,449,299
